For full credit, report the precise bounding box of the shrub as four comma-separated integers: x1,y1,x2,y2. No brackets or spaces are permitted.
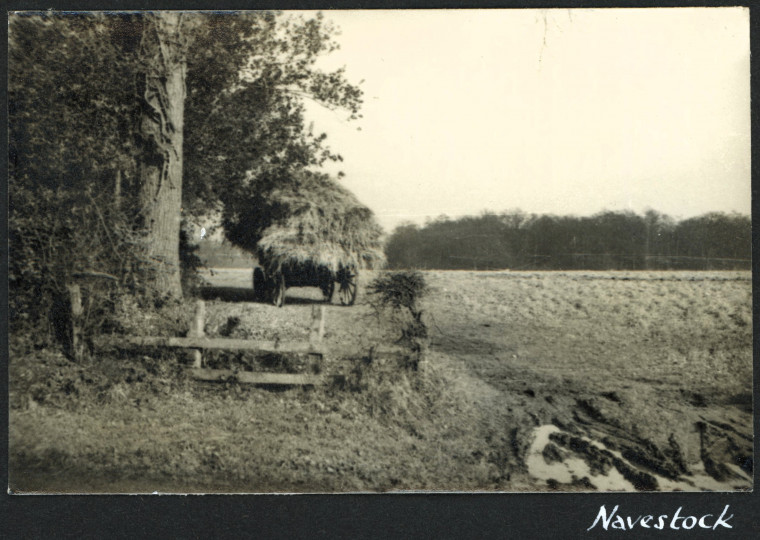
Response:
367,271,429,347
367,270,428,314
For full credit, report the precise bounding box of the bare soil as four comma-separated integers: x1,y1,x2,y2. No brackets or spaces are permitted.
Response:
9,270,753,493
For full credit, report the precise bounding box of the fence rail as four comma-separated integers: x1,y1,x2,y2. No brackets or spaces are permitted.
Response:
92,301,415,386
188,369,324,386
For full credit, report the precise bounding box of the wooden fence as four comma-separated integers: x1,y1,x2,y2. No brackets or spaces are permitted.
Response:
93,300,412,386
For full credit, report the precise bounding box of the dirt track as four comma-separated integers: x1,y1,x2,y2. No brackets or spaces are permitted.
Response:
9,269,753,492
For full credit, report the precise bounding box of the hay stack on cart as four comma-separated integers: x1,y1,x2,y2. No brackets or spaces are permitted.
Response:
228,171,385,307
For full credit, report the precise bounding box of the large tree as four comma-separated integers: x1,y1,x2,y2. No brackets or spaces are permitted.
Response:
137,11,362,296
10,11,362,303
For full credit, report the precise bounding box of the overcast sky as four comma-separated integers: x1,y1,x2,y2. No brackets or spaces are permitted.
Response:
301,8,750,234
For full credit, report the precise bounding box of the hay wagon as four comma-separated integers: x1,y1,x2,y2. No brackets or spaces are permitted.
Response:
252,261,358,307
226,171,384,307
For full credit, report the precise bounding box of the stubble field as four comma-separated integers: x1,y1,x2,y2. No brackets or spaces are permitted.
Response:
9,269,753,493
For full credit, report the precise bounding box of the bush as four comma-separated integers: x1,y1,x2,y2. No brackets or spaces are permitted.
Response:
367,271,429,347
367,270,428,313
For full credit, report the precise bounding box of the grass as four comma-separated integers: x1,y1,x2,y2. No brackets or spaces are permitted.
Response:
9,270,753,493
10,351,503,493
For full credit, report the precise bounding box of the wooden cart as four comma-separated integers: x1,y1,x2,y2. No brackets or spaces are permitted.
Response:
252,262,357,307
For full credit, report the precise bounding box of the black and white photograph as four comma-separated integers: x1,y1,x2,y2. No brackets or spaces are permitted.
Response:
8,7,752,495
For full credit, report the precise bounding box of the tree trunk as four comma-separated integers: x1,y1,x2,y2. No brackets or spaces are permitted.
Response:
138,13,187,298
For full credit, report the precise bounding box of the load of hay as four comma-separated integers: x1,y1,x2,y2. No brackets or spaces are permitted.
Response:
224,170,386,276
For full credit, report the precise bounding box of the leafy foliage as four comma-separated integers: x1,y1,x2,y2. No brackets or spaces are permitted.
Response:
9,13,141,195
182,11,363,219
10,13,144,346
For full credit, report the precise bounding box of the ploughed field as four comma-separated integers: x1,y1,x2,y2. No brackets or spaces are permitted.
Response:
9,270,752,492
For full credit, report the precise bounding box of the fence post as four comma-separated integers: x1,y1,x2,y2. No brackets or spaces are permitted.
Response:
308,305,326,375
309,305,325,349
190,299,205,368
66,282,84,362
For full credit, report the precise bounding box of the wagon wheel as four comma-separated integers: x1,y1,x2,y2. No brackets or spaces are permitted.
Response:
272,273,286,307
320,280,335,302
252,267,266,302
338,270,357,306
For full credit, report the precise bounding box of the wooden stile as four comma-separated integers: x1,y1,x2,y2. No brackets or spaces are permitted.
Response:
93,299,413,386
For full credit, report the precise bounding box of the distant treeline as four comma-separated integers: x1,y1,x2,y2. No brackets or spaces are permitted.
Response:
385,210,751,271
